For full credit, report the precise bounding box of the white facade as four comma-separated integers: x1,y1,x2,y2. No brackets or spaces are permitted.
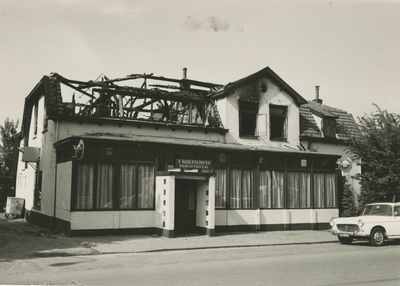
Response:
15,68,350,237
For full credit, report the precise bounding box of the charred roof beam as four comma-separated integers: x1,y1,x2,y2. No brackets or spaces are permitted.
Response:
92,88,208,104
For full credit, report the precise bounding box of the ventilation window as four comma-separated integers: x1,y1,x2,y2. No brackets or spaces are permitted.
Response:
260,83,267,93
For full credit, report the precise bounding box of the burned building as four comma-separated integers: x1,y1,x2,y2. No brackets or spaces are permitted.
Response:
15,67,346,237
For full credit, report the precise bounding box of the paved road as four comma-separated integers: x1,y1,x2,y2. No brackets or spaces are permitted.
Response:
1,241,400,285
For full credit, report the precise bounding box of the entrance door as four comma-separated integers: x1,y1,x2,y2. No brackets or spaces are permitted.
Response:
175,179,197,234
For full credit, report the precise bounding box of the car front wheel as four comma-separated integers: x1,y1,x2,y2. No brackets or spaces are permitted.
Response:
338,236,353,245
370,228,386,246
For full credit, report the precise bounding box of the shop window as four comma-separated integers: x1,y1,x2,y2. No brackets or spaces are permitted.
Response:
239,101,258,137
76,164,95,209
270,105,287,140
75,163,114,210
230,169,254,209
75,163,155,210
259,170,284,208
215,169,227,208
313,173,337,208
96,164,114,208
120,164,154,209
137,165,155,208
119,165,136,209
286,172,311,208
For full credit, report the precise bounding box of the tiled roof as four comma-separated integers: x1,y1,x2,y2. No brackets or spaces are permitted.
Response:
300,102,361,141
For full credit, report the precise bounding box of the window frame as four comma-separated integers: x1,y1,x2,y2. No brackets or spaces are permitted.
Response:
313,172,337,209
269,104,288,141
286,171,311,209
322,117,336,138
73,161,155,211
258,169,285,209
215,168,227,209
229,168,254,209
33,170,42,210
239,100,258,138
33,102,39,137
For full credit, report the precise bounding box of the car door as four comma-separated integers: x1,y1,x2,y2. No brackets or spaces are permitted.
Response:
385,205,400,237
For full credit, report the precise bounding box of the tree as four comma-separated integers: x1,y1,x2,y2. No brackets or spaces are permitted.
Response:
348,105,400,208
340,177,358,217
0,118,19,209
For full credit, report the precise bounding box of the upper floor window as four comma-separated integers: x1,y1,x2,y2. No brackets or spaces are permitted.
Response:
322,117,336,138
33,103,38,136
270,105,287,140
239,101,258,137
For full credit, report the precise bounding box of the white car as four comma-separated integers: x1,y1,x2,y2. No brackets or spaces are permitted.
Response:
330,202,400,246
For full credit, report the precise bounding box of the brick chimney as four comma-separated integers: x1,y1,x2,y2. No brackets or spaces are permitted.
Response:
180,67,190,90
313,85,323,104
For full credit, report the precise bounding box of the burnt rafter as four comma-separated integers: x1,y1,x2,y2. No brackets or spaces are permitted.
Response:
48,72,225,128
92,87,206,103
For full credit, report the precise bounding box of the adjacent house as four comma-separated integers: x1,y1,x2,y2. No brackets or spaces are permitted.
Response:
15,66,357,237
299,86,361,203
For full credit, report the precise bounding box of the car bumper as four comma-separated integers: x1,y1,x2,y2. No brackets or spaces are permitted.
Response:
331,229,370,238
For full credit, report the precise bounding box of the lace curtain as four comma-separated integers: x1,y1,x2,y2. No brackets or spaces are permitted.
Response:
314,173,336,208
96,164,114,209
230,169,253,209
287,172,311,208
215,169,227,208
259,170,284,208
76,164,94,209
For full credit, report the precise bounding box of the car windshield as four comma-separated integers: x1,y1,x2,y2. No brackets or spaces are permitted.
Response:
362,205,392,216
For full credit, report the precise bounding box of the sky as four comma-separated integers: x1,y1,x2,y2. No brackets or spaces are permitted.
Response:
1,0,399,129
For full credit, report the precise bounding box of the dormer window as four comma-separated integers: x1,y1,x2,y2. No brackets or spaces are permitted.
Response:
270,105,287,140
239,101,258,137
322,117,336,138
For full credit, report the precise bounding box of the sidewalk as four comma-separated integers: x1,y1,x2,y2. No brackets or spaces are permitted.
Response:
71,229,337,255
0,214,338,258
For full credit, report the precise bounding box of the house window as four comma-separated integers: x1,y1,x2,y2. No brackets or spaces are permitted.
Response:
239,101,258,137
313,173,337,208
322,118,336,138
33,103,38,136
230,169,254,209
259,170,284,208
34,170,42,209
270,105,287,140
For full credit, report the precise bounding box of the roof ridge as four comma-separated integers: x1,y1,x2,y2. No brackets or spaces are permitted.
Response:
305,101,348,114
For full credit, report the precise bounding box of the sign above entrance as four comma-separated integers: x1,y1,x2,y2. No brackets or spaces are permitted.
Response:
175,159,213,170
